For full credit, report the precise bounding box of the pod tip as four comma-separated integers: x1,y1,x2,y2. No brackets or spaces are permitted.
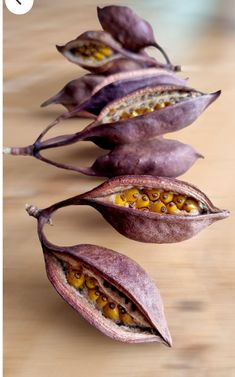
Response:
56,44,64,53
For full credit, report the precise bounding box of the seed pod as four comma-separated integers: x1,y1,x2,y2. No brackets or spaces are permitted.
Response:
40,74,105,115
41,68,187,117
97,5,175,66
74,175,229,243
56,30,178,73
26,205,171,345
3,137,202,178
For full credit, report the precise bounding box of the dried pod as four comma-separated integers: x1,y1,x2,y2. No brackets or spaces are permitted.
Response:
97,5,174,65
26,205,171,345
41,74,105,115
56,31,178,73
5,84,220,156
41,68,187,118
5,137,202,178
63,175,228,244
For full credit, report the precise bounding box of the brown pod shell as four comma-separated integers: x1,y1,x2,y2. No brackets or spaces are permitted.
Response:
43,69,187,119
76,85,221,149
41,74,105,116
56,31,162,73
77,175,229,243
97,5,162,51
97,5,176,67
26,206,171,345
80,138,203,178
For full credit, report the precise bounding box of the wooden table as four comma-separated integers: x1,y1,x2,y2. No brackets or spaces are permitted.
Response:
4,1,235,376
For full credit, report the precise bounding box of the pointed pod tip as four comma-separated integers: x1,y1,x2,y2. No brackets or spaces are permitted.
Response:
56,44,64,53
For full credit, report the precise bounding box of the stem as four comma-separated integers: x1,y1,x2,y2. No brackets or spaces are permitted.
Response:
152,43,181,72
3,145,34,156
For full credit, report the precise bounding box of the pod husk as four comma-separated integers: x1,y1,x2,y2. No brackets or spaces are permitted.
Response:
26,205,172,345
56,30,177,73
97,5,174,67
41,68,187,118
76,175,229,243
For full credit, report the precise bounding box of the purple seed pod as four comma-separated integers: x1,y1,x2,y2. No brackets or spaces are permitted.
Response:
56,30,178,73
41,74,105,116
97,5,174,65
3,137,203,178
25,204,172,345
4,84,220,156
76,175,229,243
41,68,187,117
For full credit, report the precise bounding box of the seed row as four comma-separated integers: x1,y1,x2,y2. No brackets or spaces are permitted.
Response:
102,90,201,123
71,43,113,62
114,187,204,215
66,265,137,326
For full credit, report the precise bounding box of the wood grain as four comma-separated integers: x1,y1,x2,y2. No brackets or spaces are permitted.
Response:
4,1,235,376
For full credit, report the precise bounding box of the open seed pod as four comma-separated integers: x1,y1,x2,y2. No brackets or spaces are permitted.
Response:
41,68,187,118
26,204,171,345
97,5,174,66
56,30,177,73
63,175,228,244
5,84,221,156
4,137,202,179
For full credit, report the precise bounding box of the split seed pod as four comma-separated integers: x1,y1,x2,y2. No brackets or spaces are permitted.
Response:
41,68,187,119
4,137,202,178
56,31,178,73
40,175,228,244
97,5,174,65
26,204,171,345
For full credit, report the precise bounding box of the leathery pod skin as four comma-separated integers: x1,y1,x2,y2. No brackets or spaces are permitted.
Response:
76,175,229,243
26,205,172,345
79,85,221,148
56,30,171,73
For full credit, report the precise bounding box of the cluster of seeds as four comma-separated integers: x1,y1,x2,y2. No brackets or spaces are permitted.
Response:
63,261,151,330
113,187,205,215
70,42,114,63
101,90,202,123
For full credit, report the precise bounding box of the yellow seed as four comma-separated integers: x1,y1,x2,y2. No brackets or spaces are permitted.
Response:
151,200,167,214
160,191,174,204
66,269,85,289
122,188,140,202
165,101,173,106
87,288,100,302
96,294,108,309
115,193,127,206
144,189,161,201
101,47,112,57
86,276,98,289
183,199,200,214
120,111,131,120
130,110,139,117
136,195,150,209
154,103,165,110
173,194,187,209
103,302,120,321
119,307,135,326
93,52,105,61
135,108,148,115
166,202,180,214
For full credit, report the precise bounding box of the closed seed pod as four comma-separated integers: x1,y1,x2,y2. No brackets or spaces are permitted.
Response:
56,31,178,73
74,175,229,243
3,137,202,178
25,204,172,345
40,74,105,116
97,5,175,66
41,68,187,118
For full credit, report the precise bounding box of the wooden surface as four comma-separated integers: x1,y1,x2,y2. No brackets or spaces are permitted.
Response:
4,1,235,376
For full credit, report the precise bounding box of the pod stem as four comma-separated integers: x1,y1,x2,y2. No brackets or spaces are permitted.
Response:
3,145,34,156
152,42,181,72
